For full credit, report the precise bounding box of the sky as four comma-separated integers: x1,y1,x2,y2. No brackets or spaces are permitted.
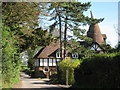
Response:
80,2,118,48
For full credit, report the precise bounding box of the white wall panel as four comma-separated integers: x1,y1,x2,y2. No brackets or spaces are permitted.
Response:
44,59,48,66
49,59,53,66
53,59,56,66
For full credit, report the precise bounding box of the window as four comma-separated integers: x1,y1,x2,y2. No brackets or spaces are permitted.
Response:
44,66,49,71
44,59,48,66
49,59,52,66
53,59,56,66
56,51,61,58
57,58,60,62
40,59,43,66
44,67,49,71
72,53,79,59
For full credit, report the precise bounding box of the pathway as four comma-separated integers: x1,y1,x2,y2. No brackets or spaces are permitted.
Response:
13,72,70,89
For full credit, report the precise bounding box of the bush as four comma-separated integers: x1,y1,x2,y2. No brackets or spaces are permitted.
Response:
20,65,30,72
58,57,82,85
73,53,120,88
50,72,60,84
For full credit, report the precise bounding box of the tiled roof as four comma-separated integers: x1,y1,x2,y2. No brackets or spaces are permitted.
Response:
87,23,105,44
37,40,60,58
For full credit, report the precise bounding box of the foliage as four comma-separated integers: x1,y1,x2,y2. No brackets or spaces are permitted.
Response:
66,39,95,59
59,57,81,69
73,52,120,88
20,65,30,72
114,44,120,52
27,49,35,71
47,2,103,30
2,2,52,88
2,2,40,28
58,57,82,85
101,44,116,53
2,25,22,88
49,72,60,84
2,2,51,52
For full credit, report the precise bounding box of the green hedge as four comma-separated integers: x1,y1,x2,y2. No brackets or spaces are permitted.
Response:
73,52,120,88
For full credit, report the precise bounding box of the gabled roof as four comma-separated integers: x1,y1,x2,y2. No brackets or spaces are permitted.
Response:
34,40,60,58
90,42,105,52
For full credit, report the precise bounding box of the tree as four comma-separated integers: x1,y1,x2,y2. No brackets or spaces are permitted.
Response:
2,2,53,87
46,2,64,59
26,27,53,71
47,2,103,58
59,2,91,58
2,24,21,88
2,2,43,52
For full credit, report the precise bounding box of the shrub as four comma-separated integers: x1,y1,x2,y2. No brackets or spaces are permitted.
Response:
73,53,120,88
49,72,60,84
20,65,30,72
58,57,82,85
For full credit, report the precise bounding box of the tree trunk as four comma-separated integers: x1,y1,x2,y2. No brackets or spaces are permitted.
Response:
56,4,63,83
64,13,68,58
58,15,62,60
66,69,69,85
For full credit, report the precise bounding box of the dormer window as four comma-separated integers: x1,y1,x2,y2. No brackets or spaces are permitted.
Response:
72,53,79,59
56,51,61,58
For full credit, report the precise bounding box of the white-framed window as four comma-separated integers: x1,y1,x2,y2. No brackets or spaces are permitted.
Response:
72,53,79,59
56,51,61,58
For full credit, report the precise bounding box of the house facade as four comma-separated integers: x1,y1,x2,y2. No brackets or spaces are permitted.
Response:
33,41,61,78
33,40,79,78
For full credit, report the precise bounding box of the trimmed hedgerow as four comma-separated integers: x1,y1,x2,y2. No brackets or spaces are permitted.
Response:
73,52,120,88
